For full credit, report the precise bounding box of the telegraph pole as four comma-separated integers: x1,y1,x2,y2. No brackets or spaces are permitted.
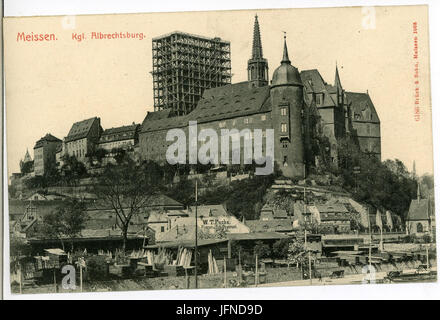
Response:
194,180,198,289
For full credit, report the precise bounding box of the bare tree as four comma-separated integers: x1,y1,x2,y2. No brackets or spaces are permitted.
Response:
93,158,160,252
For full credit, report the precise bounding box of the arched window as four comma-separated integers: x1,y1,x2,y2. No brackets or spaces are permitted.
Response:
416,223,424,233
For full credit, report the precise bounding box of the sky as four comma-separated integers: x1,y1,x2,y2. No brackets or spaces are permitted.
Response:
4,5,433,178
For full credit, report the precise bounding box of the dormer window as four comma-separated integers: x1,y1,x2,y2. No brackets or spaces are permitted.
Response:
316,94,321,105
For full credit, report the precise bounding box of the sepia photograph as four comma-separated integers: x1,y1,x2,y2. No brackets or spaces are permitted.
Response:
2,3,437,298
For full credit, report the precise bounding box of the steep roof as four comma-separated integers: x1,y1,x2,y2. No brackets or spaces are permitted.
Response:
8,199,65,217
300,69,336,107
245,219,293,233
87,194,183,211
65,117,99,142
144,109,173,121
314,204,349,213
99,123,139,144
188,205,229,217
346,92,380,123
34,133,62,149
141,81,271,133
407,199,431,221
23,149,32,162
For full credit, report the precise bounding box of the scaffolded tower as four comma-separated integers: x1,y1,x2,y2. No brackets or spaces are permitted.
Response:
152,31,232,116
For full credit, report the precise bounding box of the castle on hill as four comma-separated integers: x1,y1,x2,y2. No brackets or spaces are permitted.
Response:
138,15,381,178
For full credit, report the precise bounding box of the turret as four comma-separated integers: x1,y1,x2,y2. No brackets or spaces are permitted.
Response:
270,34,305,178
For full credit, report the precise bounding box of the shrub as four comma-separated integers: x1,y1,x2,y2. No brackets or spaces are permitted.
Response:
86,255,108,281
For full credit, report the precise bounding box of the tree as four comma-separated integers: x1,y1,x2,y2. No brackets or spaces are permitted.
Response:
253,241,271,259
60,155,87,186
272,238,291,259
93,157,160,252
10,237,32,260
38,199,87,251
20,161,34,175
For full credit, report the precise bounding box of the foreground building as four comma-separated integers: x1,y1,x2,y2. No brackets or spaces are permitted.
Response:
406,188,435,235
139,16,381,178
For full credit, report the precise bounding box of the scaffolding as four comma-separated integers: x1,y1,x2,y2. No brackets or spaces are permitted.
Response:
152,31,232,116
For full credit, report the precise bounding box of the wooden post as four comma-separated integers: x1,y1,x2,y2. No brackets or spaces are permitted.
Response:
255,254,259,287
194,180,198,289
19,262,23,294
53,268,58,293
426,246,430,268
238,250,242,285
223,256,227,288
185,268,189,289
80,265,83,292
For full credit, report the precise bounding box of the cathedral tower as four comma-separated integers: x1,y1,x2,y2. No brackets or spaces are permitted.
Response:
247,15,269,87
270,34,305,178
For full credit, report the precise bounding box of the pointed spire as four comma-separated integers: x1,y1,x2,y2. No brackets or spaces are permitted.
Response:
281,32,291,64
335,62,342,90
252,14,263,59
23,148,32,163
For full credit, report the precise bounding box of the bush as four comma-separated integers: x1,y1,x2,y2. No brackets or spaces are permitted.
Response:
253,241,271,259
86,255,108,281
272,239,290,259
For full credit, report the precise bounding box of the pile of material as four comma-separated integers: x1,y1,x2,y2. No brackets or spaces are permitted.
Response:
98,250,113,259
175,247,193,268
207,250,219,274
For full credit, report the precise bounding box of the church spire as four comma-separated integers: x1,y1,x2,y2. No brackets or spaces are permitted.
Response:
252,14,263,59
281,32,291,64
335,62,342,90
248,14,268,87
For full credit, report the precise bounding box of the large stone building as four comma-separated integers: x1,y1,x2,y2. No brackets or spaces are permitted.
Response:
97,123,140,151
346,92,381,159
138,16,381,178
33,133,62,176
64,117,102,160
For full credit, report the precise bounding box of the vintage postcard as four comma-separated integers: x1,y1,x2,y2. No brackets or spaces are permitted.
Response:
3,5,437,296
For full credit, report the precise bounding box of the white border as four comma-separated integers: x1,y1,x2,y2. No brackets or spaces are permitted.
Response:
3,0,440,300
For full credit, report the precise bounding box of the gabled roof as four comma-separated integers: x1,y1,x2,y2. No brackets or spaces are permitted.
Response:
273,209,288,219
99,123,139,144
147,212,168,223
141,81,271,133
65,117,99,142
245,219,293,233
346,92,380,123
34,133,62,149
407,199,431,221
144,109,173,121
188,204,229,217
87,194,183,211
300,69,337,107
314,204,349,213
